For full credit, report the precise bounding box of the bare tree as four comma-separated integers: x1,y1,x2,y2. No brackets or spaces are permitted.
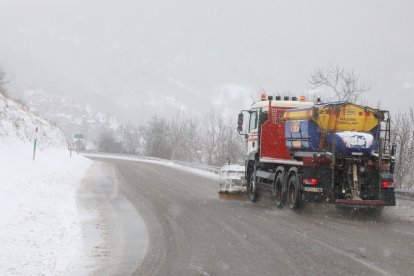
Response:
120,123,141,154
202,111,246,166
168,113,185,160
181,117,198,161
203,110,225,165
392,108,414,191
215,118,245,165
141,115,172,159
309,65,369,103
168,115,201,162
133,112,246,166
98,130,122,153
0,66,8,97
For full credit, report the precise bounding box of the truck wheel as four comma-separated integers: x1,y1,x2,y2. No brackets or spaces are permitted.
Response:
287,174,301,210
247,167,258,203
272,173,285,208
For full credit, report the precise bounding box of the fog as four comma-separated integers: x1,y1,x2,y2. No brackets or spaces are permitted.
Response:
0,0,413,123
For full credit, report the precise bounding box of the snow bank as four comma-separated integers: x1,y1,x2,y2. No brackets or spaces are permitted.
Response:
390,198,414,223
0,143,92,275
82,153,220,180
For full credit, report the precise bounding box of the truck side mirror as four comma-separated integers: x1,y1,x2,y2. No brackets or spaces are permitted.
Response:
237,113,244,132
391,143,397,157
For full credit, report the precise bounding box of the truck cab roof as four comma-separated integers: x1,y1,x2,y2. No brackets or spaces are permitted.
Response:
250,100,315,111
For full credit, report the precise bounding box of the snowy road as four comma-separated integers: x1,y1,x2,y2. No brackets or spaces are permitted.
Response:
76,161,148,275
86,156,414,276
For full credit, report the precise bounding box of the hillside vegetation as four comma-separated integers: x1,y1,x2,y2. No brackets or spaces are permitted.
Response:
0,93,66,148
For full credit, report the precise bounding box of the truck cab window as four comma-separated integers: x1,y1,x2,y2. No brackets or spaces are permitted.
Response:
249,111,258,131
260,111,268,126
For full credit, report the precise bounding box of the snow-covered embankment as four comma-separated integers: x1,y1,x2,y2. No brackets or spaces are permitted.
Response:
0,143,92,274
0,93,93,274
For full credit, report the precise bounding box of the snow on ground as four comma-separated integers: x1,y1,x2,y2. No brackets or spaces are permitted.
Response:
0,142,92,275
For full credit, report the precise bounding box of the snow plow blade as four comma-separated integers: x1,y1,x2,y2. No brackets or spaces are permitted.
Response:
218,164,246,200
218,191,248,200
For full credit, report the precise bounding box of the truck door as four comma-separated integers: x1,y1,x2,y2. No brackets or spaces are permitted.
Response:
247,110,259,155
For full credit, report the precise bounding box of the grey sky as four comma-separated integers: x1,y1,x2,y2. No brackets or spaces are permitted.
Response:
0,0,413,123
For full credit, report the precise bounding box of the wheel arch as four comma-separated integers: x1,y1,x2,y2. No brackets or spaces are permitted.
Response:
275,166,285,176
288,167,298,179
247,151,258,162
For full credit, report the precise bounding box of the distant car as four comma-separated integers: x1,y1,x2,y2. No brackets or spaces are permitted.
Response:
219,164,247,194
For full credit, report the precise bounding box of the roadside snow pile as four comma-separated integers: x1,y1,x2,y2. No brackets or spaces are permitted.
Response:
391,198,414,222
0,93,66,148
0,143,92,274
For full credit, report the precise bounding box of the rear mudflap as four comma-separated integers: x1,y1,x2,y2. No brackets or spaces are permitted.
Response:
381,189,396,206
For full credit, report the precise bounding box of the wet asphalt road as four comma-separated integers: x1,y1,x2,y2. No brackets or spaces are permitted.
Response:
86,157,414,276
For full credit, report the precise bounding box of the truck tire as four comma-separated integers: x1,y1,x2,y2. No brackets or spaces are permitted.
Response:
287,174,301,210
247,166,258,203
272,173,285,208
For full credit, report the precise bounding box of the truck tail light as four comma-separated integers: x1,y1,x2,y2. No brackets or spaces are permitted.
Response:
303,178,318,186
382,181,395,189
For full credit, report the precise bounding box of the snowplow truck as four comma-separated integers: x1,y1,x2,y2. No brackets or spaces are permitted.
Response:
237,94,396,215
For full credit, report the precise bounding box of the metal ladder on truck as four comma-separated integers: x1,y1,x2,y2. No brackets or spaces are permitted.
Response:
379,111,392,157
377,110,393,202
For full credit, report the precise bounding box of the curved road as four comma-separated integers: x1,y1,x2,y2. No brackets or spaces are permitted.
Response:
86,157,414,276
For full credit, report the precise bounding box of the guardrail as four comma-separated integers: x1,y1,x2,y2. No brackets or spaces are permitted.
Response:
82,152,222,175
173,160,221,175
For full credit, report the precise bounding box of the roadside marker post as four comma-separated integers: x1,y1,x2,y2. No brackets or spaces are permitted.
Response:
68,143,75,158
